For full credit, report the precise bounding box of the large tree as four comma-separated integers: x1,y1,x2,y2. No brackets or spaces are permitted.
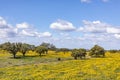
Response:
89,45,105,57
1,42,20,58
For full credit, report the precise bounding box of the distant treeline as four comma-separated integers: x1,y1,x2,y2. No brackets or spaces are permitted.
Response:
0,42,118,59
107,49,120,53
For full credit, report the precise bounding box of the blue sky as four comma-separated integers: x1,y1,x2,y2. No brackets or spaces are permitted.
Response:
0,0,120,49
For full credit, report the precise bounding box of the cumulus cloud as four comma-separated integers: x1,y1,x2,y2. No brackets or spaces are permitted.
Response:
78,20,120,34
0,17,8,28
77,20,120,41
50,19,76,31
0,17,17,38
19,29,52,38
0,16,52,39
16,22,30,29
78,20,107,33
19,30,35,37
41,32,52,37
114,34,120,39
34,31,52,37
106,27,120,34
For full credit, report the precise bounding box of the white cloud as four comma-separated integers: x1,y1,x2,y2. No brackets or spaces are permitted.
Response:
106,27,120,34
81,0,91,3
76,20,120,48
0,17,17,38
50,19,76,31
16,22,30,29
0,17,12,29
114,34,120,39
19,30,52,38
77,20,107,33
34,32,52,37
0,28,17,38
19,30,35,37
40,32,52,37
78,20,120,35
0,16,52,39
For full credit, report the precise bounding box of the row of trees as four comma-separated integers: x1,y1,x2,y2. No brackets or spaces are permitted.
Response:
0,42,105,59
0,42,56,58
71,45,105,59
108,49,120,53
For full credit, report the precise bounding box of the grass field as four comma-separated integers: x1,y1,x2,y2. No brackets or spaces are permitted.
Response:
0,51,120,80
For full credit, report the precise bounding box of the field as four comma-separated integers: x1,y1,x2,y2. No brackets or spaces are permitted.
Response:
0,51,120,80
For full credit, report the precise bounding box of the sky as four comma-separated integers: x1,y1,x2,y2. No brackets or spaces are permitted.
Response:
0,0,120,49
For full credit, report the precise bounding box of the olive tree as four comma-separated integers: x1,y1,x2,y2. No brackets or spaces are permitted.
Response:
89,45,105,57
19,43,30,57
40,42,56,50
35,46,48,56
1,42,20,58
71,48,86,59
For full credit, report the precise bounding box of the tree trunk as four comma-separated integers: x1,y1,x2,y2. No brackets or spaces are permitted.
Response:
39,53,41,56
23,52,25,57
46,51,48,54
74,56,77,59
13,53,16,58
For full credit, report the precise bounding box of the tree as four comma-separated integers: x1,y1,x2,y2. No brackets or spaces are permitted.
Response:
29,45,36,51
78,48,87,59
19,43,30,57
0,42,11,51
40,42,56,50
40,42,50,49
49,44,56,51
71,49,79,59
0,42,36,58
1,42,20,58
89,45,105,57
71,48,86,59
35,46,48,56
108,49,118,53
60,48,70,54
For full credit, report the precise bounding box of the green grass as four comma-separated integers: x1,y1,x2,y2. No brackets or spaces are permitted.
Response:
0,51,72,68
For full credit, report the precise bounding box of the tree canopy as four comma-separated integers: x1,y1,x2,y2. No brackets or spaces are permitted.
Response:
89,45,105,57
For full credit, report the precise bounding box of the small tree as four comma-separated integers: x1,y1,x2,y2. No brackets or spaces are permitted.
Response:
40,42,56,50
78,48,86,59
71,49,78,59
89,45,105,57
19,43,30,57
35,46,48,56
60,48,70,54
71,48,86,59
